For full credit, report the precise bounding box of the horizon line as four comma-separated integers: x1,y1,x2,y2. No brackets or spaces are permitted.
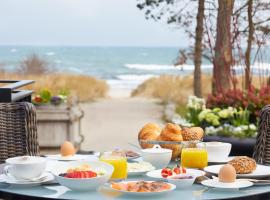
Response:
0,44,188,48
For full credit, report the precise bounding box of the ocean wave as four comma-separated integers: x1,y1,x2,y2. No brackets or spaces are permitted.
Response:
10,48,17,53
107,74,157,89
46,52,55,56
124,64,213,71
125,63,270,72
116,74,157,81
125,64,176,71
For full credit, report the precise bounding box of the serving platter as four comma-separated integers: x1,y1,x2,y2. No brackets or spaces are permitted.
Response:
204,164,270,178
110,181,176,196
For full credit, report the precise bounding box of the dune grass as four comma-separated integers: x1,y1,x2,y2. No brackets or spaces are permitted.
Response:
0,72,109,102
131,74,267,106
132,75,212,104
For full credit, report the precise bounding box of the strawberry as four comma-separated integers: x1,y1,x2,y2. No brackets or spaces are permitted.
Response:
161,168,172,178
64,171,97,179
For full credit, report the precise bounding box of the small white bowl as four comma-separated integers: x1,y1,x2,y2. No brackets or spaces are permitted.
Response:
141,145,172,169
167,174,195,188
51,161,114,191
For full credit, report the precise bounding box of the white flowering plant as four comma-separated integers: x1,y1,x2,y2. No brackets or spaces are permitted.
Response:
176,96,258,138
186,96,206,126
205,124,257,138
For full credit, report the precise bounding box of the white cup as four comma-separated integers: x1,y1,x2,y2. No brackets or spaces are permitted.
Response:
205,142,232,162
141,145,172,169
5,156,47,180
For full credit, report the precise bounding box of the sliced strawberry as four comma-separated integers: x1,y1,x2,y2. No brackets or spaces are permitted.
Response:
161,168,172,178
64,170,97,179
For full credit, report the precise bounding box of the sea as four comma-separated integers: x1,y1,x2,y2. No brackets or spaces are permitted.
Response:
0,46,269,89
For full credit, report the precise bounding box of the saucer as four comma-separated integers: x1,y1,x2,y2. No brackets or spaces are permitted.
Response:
204,164,270,178
0,172,54,186
208,156,234,163
201,179,253,189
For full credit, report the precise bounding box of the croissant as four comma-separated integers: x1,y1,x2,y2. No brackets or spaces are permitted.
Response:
138,123,161,149
182,127,204,141
157,123,183,160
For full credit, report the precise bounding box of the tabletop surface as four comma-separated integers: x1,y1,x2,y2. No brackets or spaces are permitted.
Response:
1,158,270,200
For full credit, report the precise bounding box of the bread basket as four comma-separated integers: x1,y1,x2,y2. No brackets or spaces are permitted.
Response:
139,139,202,161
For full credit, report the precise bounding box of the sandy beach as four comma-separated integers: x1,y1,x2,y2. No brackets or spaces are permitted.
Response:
80,88,164,152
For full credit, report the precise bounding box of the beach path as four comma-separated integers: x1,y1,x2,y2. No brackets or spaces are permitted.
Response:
80,96,164,152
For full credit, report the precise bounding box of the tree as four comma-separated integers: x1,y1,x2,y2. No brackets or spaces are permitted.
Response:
212,0,235,94
137,0,204,97
244,0,254,90
194,0,205,97
137,0,270,95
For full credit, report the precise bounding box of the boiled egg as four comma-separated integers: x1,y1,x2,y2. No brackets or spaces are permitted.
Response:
218,164,236,183
60,141,76,157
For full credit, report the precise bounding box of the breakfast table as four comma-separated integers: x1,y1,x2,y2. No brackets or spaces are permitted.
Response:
1,162,270,200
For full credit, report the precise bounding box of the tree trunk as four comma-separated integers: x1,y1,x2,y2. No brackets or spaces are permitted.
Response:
193,0,205,97
245,0,254,90
212,0,235,94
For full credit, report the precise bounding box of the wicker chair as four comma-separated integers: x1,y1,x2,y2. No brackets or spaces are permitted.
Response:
253,105,270,165
0,102,39,163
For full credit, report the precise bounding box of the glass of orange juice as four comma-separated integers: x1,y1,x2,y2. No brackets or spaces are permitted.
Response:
181,141,208,169
100,150,127,180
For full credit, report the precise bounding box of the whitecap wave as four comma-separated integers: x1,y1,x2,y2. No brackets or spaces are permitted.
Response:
125,63,270,73
124,64,213,71
46,52,55,56
107,74,157,89
117,74,157,81
10,48,17,53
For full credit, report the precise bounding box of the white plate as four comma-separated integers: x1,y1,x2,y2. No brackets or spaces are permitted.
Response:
201,179,253,189
45,154,99,161
110,181,176,196
204,164,270,178
146,169,205,180
208,157,234,163
0,172,54,186
128,162,155,176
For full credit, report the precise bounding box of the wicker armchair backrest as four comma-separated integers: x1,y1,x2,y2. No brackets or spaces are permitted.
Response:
0,103,39,163
253,105,270,165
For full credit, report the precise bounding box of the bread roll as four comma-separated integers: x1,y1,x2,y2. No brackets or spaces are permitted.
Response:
138,123,161,149
158,123,183,160
228,156,257,174
158,123,182,141
182,127,204,141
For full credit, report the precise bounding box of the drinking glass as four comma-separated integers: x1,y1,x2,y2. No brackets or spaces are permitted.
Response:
100,150,127,180
181,141,208,169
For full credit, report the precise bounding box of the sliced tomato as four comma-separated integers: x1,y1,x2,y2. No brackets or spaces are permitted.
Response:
173,166,186,174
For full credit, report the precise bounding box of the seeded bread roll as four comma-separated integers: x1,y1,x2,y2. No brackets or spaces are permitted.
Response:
228,156,257,174
182,127,204,141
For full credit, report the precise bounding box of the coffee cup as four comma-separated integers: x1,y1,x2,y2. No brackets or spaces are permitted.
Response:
5,156,47,180
205,142,232,162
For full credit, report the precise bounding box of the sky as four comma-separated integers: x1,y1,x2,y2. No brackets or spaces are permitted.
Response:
0,0,188,47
